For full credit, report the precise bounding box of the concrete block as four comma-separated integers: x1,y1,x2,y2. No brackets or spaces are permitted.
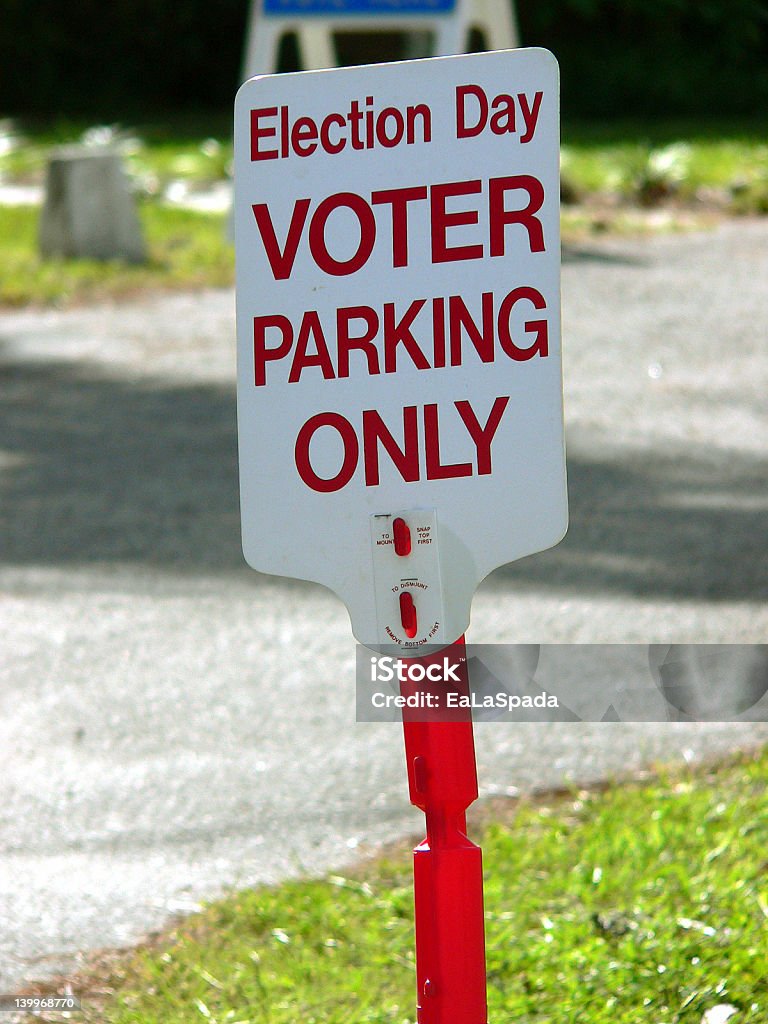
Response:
39,147,146,263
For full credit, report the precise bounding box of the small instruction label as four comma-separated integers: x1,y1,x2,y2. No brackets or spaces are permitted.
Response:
370,508,445,649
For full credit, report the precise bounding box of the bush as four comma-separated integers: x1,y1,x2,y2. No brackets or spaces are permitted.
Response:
2,1,766,120
517,0,768,118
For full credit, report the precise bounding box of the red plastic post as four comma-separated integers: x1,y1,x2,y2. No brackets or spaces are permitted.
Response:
400,637,487,1024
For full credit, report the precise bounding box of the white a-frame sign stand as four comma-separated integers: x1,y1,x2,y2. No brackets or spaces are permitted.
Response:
242,0,519,78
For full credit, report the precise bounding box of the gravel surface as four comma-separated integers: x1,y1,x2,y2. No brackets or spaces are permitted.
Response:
1,218,766,991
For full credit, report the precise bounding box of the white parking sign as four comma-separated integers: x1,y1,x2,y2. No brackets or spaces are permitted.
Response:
235,49,567,647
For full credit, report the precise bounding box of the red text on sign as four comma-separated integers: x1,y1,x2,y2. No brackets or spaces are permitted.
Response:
250,175,545,280
294,397,510,492
250,97,432,161
253,287,549,386
455,86,543,144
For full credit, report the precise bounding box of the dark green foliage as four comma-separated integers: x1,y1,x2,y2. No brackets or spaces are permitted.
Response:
517,0,768,117
0,0,249,118
1,1,767,119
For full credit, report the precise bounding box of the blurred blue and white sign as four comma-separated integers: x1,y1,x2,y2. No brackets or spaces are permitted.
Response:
243,0,518,79
262,0,457,13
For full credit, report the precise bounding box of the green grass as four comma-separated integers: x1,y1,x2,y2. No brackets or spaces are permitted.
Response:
4,115,767,205
0,204,234,307
1,115,767,308
77,748,768,1024
560,119,768,210
0,118,233,195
